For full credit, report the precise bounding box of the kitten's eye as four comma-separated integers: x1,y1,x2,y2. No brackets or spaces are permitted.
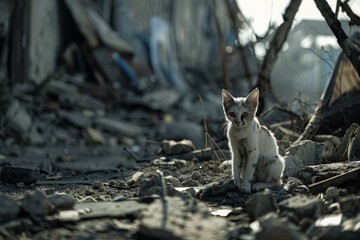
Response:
242,112,248,118
229,112,236,117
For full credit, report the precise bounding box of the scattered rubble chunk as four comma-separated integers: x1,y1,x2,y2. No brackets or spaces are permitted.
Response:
139,197,227,240
21,191,54,217
283,177,309,195
48,194,76,210
83,127,106,144
0,194,20,223
1,166,40,184
339,195,360,217
283,155,304,177
181,179,200,187
285,140,324,166
5,100,32,134
245,190,278,221
325,186,339,201
127,171,144,186
278,194,324,220
198,177,237,199
161,139,195,155
164,176,181,187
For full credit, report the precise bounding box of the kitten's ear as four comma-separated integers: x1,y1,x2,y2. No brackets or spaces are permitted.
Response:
222,89,235,107
245,88,259,109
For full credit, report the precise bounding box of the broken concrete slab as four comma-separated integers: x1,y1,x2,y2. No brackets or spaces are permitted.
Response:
139,197,228,240
283,155,304,178
198,177,237,199
278,194,324,220
285,140,324,166
245,190,278,221
1,166,40,184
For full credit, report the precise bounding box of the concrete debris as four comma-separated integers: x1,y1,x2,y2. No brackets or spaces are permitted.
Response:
198,177,237,199
285,140,324,166
139,197,228,240
127,171,144,186
283,155,304,178
1,166,40,184
48,194,76,210
338,195,360,217
161,139,196,155
279,194,324,220
21,191,54,217
5,100,32,135
245,190,278,221
163,176,181,187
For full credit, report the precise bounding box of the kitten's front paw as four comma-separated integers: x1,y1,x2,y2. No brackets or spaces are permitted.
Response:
238,184,251,193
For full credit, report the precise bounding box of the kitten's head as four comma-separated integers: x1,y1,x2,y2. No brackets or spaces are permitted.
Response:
221,88,259,128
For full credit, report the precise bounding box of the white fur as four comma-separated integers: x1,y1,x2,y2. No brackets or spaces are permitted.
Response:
222,88,285,193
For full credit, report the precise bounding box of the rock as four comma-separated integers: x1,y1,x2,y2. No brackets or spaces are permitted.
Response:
190,170,202,180
83,127,106,144
5,100,32,134
199,177,237,199
138,174,185,198
285,140,324,166
38,160,52,174
325,186,339,201
94,116,144,137
164,176,181,187
92,181,102,189
245,190,278,221
283,178,309,195
48,194,76,210
181,179,200,187
339,195,360,217
283,155,304,177
21,191,54,217
139,197,227,240
278,194,324,220
0,194,20,223
161,139,195,155
1,166,40,184
127,171,144,186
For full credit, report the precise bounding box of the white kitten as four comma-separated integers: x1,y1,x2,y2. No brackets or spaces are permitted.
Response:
222,88,284,193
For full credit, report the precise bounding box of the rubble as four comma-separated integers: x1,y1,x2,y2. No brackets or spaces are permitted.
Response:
21,191,54,217
245,190,278,221
1,165,40,184
0,194,20,223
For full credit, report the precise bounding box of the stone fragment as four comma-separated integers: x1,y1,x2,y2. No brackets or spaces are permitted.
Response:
285,140,324,166
325,186,339,201
127,171,144,186
339,195,360,217
190,170,202,180
139,197,227,240
164,176,181,187
48,194,76,210
0,194,20,223
283,177,309,195
58,110,91,128
161,139,195,155
198,177,237,199
279,195,324,220
283,155,304,177
245,190,278,221
21,191,54,217
1,166,40,184
83,127,106,144
5,100,32,134
181,179,200,187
